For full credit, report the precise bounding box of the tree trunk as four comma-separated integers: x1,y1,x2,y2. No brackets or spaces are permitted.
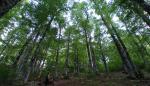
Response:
89,36,97,74
101,13,143,78
74,45,80,75
0,0,21,17
23,16,54,82
84,29,93,72
101,53,109,73
98,34,109,73
121,19,148,66
64,29,70,79
17,31,40,72
13,29,39,66
55,26,62,79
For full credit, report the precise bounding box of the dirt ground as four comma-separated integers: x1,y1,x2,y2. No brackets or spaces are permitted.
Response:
26,72,150,86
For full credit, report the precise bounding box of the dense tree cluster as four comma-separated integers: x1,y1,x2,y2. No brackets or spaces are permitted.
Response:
0,0,150,85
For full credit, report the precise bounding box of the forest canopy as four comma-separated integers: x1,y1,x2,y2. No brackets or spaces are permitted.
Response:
0,0,150,86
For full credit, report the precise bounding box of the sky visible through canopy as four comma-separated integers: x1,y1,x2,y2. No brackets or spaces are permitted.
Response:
0,0,120,45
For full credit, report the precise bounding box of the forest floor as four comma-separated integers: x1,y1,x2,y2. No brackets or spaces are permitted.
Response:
27,72,150,86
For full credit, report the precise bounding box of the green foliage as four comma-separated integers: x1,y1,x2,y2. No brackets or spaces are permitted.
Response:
0,64,17,85
0,0,150,83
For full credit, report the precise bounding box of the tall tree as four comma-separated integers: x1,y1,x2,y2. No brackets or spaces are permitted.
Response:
93,0,143,78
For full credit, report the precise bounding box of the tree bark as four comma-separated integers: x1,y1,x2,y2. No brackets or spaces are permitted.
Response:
74,45,80,74
101,53,109,73
54,26,62,79
121,19,148,66
89,36,97,74
23,16,54,82
64,29,70,79
0,0,21,17
13,28,39,66
83,29,93,72
101,13,143,78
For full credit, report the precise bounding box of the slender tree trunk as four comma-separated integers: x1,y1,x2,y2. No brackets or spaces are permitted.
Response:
84,29,93,72
101,53,109,73
35,59,43,73
64,30,70,79
89,36,97,74
83,10,94,72
74,45,80,75
38,60,45,78
98,34,109,73
33,60,40,73
55,26,62,79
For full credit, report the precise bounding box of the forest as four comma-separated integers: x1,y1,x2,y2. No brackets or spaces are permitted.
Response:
0,0,150,86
